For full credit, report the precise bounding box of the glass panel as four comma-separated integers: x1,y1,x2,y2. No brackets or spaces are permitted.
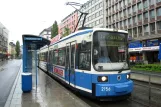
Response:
93,31,129,71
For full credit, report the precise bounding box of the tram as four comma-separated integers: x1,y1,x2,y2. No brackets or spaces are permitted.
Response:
38,28,133,100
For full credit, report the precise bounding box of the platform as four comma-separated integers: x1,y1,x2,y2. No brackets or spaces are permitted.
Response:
4,67,90,107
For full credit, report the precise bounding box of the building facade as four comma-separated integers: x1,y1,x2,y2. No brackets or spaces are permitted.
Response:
78,0,105,29
39,26,52,40
59,10,78,35
8,42,16,59
105,0,161,64
0,22,9,61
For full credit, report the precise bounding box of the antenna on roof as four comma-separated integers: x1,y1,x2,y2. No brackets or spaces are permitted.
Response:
66,2,89,32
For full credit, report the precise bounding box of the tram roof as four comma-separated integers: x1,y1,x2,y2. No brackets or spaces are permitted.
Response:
22,34,50,50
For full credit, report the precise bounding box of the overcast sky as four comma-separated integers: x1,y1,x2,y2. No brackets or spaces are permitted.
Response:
0,0,87,45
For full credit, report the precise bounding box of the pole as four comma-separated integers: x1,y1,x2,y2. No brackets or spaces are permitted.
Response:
35,46,38,89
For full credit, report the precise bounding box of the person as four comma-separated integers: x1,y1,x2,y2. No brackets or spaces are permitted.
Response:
98,50,111,63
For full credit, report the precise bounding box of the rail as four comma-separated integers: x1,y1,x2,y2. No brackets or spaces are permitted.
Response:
130,71,161,107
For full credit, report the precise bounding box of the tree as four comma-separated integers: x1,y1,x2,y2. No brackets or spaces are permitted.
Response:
51,21,58,38
63,27,71,37
15,41,20,58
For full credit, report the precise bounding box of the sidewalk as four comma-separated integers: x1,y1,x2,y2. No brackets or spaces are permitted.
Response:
4,67,90,107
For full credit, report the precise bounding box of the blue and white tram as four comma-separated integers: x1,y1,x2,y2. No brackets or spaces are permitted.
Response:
38,28,133,100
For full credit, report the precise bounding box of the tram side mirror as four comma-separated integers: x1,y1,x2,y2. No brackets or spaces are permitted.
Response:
81,40,87,48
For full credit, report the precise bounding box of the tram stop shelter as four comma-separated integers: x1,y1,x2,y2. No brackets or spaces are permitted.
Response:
22,34,50,92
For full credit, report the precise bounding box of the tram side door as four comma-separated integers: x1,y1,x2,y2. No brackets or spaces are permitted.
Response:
65,41,76,87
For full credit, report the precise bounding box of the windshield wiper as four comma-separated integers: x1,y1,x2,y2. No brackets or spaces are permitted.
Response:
118,62,127,73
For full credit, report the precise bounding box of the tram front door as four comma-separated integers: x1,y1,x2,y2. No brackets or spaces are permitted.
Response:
65,41,76,87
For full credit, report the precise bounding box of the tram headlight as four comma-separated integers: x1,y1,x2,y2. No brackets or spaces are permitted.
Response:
98,76,108,82
127,74,130,79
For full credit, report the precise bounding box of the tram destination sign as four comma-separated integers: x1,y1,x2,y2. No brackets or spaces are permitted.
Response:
24,37,42,41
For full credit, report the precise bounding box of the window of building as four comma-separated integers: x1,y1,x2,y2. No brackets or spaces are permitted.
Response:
120,21,122,27
123,9,126,16
144,25,149,33
150,9,155,18
157,0,161,3
149,0,155,5
99,18,103,24
143,0,148,8
99,2,103,7
157,7,161,17
128,18,132,25
92,6,95,12
138,14,142,21
157,21,161,30
150,23,155,32
99,10,103,15
133,16,137,23
132,5,136,13
138,26,142,34
128,29,132,35
96,4,99,10
144,12,148,19
133,28,137,35
96,20,99,25
124,20,127,26
137,2,142,10
92,14,95,19
128,7,131,14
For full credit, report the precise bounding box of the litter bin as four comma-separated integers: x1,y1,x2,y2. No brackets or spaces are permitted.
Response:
22,72,32,92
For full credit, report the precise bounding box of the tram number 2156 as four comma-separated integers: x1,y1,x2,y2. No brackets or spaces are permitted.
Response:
101,87,111,92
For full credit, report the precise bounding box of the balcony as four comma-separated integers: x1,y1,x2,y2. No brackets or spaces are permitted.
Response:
128,24,132,28
137,0,141,3
124,16,127,19
133,34,137,37
133,12,136,15
133,0,136,4
138,10,142,14
157,1,161,7
128,3,131,6
133,23,137,26
138,33,143,37
149,5,155,10
144,18,148,24
143,7,148,12
138,21,142,25
151,31,155,34
150,18,155,23
157,16,161,21
157,29,161,33
144,32,149,36
128,14,131,17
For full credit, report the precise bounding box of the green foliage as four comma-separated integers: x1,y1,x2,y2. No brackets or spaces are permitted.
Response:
131,64,161,72
15,41,20,57
63,27,71,37
51,21,58,38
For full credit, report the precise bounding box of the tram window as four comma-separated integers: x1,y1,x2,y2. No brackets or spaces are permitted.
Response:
78,42,91,70
71,45,75,68
53,50,58,64
58,48,65,66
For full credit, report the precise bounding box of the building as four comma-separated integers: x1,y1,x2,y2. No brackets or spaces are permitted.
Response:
59,10,78,35
39,26,52,40
105,0,161,64
0,22,9,61
8,42,16,59
78,0,105,29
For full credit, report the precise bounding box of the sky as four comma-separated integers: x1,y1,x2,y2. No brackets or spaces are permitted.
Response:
0,0,87,45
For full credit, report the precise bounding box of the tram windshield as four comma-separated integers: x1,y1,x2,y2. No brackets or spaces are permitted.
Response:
93,31,129,71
